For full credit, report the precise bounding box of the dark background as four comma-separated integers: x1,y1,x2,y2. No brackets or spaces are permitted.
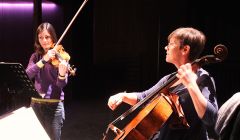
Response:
1,0,240,139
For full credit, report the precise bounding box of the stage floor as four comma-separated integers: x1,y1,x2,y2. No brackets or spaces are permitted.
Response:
62,98,113,140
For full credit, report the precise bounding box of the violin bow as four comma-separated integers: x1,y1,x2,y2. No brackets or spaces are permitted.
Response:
55,0,89,47
52,0,89,76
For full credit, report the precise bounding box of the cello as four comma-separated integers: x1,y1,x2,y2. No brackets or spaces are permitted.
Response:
103,44,228,140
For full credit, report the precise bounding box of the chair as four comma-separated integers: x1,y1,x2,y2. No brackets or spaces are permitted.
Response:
215,92,240,140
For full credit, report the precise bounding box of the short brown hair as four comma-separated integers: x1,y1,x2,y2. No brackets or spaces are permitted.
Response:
168,27,206,61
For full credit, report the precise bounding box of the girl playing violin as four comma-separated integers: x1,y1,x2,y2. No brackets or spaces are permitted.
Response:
108,27,218,140
26,22,68,140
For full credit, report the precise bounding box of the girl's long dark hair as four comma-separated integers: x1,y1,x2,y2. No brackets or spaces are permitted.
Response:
34,22,58,55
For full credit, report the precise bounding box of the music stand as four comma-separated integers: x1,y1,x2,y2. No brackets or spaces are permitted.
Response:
0,62,41,116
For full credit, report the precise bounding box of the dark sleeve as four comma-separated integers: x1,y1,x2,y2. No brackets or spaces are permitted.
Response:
26,53,41,79
136,74,172,101
198,74,218,126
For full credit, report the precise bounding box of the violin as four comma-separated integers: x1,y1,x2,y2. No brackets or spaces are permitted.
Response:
50,44,77,76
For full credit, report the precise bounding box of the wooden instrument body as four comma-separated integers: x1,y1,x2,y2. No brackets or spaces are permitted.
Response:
114,94,174,140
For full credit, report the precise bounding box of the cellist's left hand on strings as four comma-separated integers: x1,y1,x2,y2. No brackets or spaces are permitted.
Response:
176,63,197,88
108,93,125,110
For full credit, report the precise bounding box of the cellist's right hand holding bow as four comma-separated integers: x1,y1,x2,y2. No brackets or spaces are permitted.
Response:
108,92,126,110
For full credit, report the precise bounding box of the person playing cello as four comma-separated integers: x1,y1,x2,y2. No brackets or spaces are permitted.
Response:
108,27,218,140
